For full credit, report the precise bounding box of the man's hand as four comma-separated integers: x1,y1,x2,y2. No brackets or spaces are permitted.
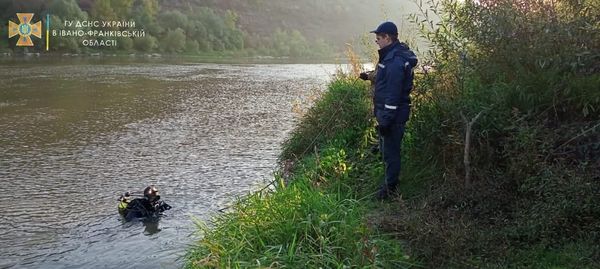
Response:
359,72,369,81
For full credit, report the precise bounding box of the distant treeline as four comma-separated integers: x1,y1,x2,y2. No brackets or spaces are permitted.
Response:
0,0,335,57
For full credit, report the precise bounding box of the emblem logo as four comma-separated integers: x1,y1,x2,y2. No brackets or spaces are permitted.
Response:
8,13,42,46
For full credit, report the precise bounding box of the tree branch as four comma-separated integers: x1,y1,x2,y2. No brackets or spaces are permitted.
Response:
461,110,483,188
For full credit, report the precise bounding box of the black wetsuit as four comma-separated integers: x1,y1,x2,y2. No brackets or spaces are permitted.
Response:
124,197,171,221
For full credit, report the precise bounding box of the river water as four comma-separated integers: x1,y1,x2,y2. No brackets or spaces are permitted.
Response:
0,58,338,268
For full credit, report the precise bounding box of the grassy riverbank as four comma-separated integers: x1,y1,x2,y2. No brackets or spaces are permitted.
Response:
186,1,599,268
185,77,418,268
185,69,599,268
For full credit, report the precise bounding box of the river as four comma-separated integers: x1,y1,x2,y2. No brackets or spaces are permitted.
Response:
0,57,339,268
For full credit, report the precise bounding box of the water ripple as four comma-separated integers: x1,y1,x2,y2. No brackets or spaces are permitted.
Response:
0,61,337,268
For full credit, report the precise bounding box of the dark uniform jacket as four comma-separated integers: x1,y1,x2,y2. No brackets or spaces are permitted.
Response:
373,41,418,127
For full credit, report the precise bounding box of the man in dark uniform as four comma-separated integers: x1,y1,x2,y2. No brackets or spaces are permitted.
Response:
119,185,172,221
369,21,418,200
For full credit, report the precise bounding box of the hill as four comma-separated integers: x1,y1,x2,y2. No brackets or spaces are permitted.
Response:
1,0,420,55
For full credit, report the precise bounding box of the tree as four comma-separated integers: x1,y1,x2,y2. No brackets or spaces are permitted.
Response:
48,0,88,21
160,27,186,53
48,14,81,53
133,35,158,52
185,39,199,54
225,29,244,50
118,37,133,51
272,28,290,56
159,10,188,31
90,0,117,22
197,38,212,51
186,20,208,43
315,38,334,57
132,0,160,35
46,0,89,53
109,0,134,19
140,0,159,18
288,30,308,57
224,10,238,30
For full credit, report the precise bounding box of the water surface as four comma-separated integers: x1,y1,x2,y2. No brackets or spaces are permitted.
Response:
0,58,338,268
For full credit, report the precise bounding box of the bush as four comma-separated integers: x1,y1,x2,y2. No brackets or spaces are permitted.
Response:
133,35,158,52
160,27,186,53
280,77,372,161
118,37,134,51
406,0,600,183
383,0,600,267
186,76,414,268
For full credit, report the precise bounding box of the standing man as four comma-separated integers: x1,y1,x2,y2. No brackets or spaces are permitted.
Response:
369,21,418,200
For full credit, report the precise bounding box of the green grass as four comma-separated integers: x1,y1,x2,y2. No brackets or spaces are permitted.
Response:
186,77,418,269
186,177,411,268
186,2,600,267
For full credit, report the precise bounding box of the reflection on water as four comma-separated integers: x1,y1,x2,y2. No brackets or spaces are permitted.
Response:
0,59,338,269
142,220,162,236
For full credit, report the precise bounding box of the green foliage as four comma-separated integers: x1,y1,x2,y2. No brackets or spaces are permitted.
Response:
159,10,189,32
160,28,186,53
48,15,80,53
186,77,415,268
514,167,600,243
90,0,117,22
407,0,600,179
224,10,239,30
259,28,335,58
3,0,337,56
388,0,600,267
133,35,158,52
131,0,160,35
280,77,371,161
187,179,381,268
49,0,88,21
270,29,309,57
313,38,335,57
118,37,133,51
184,0,599,267
109,0,134,18
185,39,200,54
47,0,88,53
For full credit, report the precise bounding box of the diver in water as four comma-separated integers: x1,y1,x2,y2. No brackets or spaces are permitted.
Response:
118,185,172,221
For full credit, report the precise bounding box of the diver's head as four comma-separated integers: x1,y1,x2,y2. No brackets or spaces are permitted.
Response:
144,185,160,202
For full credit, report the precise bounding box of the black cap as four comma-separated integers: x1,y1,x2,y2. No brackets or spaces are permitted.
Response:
370,21,398,35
